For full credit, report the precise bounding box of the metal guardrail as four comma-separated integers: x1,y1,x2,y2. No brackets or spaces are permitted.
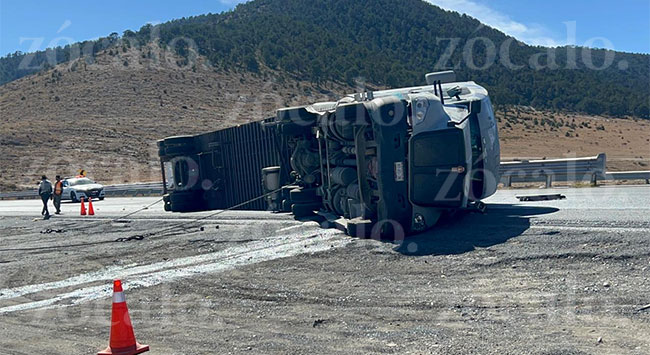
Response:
500,153,606,187
103,182,164,197
500,153,650,187
1,156,647,199
0,182,164,200
603,171,650,184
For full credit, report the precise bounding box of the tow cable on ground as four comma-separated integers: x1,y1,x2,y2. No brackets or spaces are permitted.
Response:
0,188,284,252
116,187,284,242
44,197,165,234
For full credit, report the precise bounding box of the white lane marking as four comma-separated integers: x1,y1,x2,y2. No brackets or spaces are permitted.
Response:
530,225,650,233
60,218,296,224
0,264,135,301
275,223,319,233
0,230,349,314
0,228,319,301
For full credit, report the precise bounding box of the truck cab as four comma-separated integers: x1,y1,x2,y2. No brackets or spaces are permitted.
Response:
273,71,500,236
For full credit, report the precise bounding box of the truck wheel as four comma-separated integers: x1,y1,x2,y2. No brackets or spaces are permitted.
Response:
291,202,321,218
289,188,318,203
169,191,203,212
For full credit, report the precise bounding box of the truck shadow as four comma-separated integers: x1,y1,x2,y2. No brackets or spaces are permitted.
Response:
392,204,559,256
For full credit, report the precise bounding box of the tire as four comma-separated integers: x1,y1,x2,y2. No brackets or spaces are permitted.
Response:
291,202,321,218
99,197,105,201
70,191,78,203
169,200,198,212
289,188,318,203
169,191,204,212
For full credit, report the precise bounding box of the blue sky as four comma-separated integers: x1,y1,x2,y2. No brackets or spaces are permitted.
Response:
1,0,648,57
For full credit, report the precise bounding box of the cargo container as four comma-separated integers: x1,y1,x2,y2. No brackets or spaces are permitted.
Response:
158,71,500,237
158,120,291,212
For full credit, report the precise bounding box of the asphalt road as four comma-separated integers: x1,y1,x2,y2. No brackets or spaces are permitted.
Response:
0,186,649,354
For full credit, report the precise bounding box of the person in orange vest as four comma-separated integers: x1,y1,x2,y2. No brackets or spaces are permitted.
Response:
53,175,64,214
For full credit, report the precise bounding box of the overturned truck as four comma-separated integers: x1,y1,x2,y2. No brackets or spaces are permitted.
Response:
157,71,500,237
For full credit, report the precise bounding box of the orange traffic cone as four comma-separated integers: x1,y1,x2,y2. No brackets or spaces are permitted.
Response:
80,197,87,215
98,280,149,355
88,197,95,216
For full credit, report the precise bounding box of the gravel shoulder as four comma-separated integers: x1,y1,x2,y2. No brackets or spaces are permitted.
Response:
0,188,649,354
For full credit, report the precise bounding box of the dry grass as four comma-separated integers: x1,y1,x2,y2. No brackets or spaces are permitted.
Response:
0,46,351,190
496,106,650,171
1,46,648,191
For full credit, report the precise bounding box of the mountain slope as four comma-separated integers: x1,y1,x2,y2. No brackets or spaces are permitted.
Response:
0,0,649,191
0,45,350,190
1,43,647,191
2,0,649,117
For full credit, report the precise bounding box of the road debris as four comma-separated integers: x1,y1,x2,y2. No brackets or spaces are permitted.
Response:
40,228,66,234
114,235,146,242
517,194,566,202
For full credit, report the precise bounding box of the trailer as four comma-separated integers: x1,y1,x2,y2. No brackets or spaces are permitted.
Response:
158,71,500,237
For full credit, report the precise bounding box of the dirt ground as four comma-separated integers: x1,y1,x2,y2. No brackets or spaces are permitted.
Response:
1,188,649,354
496,107,650,171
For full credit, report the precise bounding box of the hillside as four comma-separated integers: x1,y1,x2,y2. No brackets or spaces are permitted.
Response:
1,43,647,191
1,0,649,118
0,0,648,191
0,45,351,190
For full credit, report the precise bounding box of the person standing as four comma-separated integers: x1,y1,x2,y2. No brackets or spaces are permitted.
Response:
53,175,63,214
38,175,53,218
